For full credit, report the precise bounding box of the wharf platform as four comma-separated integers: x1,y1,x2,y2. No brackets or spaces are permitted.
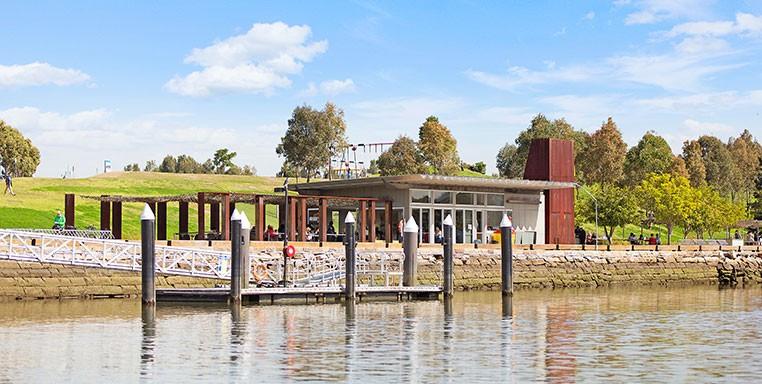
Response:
156,285,442,304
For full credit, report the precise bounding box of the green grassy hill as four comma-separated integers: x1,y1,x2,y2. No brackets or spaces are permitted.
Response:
0,172,284,239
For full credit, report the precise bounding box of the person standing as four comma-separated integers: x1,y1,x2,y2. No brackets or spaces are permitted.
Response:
2,169,15,196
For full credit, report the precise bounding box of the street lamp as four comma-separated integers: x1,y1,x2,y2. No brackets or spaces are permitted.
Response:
573,182,598,251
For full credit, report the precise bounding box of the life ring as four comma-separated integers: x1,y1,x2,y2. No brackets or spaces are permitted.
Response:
284,245,296,258
251,263,268,283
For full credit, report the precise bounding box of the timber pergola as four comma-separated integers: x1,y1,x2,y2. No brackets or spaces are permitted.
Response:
68,192,391,243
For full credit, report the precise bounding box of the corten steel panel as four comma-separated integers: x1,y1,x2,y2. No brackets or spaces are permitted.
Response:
288,197,297,241
222,193,231,241
524,138,576,244
210,203,220,231
385,201,393,244
319,198,328,243
359,200,367,242
197,192,205,240
111,201,122,239
255,196,265,241
179,201,189,239
64,194,75,227
369,201,377,242
100,195,110,231
299,198,307,242
157,202,167,240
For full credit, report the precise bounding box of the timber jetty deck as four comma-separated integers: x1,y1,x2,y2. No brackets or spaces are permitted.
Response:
157,285,442,304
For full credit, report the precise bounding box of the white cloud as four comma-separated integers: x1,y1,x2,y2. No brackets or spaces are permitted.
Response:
623,0,715,25
0,62,90,87
637,90,762,109
664,12,762,37
606,52,741,91
165,22,328,97
683,118,733,134
301,78,357,97
584,11,596,21
465,64,596,91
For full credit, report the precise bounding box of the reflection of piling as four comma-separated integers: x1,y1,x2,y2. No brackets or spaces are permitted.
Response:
140,304,156,376
501,295,513,318
403,217,419,286
344,212,356,302
230,210,242,303
140,204,156,306
500,214,513,298
443,215,454,298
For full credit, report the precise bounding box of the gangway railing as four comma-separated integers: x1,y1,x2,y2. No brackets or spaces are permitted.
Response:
7,228,115,239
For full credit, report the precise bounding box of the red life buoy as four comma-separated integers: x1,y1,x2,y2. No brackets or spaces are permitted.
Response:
284,245,296,258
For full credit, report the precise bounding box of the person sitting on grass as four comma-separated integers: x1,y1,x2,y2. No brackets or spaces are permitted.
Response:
53,210,65,230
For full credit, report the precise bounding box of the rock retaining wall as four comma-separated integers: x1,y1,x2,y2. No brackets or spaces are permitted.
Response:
1,247,760,300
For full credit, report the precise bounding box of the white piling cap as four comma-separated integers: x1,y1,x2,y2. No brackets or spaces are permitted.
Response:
404,216,419,232
344,211,355,224
443,214,453,227
140,203,155,221
230,208,242,222
500,214,512,228
239,211,251,230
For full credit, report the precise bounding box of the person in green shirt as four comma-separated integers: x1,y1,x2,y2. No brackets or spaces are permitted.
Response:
53,210,65,229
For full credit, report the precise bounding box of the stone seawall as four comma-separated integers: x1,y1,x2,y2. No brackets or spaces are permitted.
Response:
1,247,761,300
0,260,224,301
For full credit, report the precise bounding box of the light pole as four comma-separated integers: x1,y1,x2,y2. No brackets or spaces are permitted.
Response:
574,183,599,251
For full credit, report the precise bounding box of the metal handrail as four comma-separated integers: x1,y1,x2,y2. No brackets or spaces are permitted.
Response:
6,228,115,239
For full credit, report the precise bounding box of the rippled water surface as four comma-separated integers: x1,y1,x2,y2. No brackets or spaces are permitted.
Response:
1,286,762,383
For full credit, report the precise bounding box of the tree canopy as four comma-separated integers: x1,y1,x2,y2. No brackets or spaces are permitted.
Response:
623,131,675,186
577,117,627,185
276,102,347,182
0,120,40,177
417,116,460,175
576,183,642,244
376,136,425,176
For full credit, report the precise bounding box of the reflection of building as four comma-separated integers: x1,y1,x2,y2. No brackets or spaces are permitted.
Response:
293,138,576,245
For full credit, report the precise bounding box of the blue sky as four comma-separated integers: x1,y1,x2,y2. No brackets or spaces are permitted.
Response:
1,0,761,177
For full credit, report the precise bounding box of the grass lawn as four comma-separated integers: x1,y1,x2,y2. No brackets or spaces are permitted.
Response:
576,221,734,245
0,172,285,239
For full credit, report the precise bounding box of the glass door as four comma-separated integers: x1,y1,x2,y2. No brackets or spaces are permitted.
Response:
455,209,464,243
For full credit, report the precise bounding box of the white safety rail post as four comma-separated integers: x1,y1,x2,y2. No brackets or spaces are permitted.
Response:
403,217,419,287
141,204,156,306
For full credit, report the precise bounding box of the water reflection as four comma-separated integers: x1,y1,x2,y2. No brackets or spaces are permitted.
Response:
0,286,761,382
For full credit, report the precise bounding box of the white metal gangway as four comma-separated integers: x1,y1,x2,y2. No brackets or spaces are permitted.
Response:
0,229,404,288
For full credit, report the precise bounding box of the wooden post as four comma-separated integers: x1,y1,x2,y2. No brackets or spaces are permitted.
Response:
299,197,307,241
156,202,167,241
112,201,123,239
359,200,367,242
222,193,231,241
319,198,328,243
179,201,189,240
197,192,205,240
255,196,265,241
210,203,220,232
385,201,392,244
288,197,297,241
100,195,110,230
64,193,75,228
369,201,377,243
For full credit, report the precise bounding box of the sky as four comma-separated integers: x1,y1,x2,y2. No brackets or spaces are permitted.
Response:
1,0,762,177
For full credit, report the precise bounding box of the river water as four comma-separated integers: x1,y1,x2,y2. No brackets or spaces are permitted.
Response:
1,286,761,383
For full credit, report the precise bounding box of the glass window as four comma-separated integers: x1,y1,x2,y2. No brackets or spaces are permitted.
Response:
476,194,485,205
486,194,504,206
456,192,474,205
411,189,431,204
434,191,452,204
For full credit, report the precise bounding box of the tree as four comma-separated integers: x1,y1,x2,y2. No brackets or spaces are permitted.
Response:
241,165,256,176
211,149,237,174
417,116,460,175
696,135,738,197
637,173,694,244
623,131,675,186
201,159,215,174
123,163,139,172
751,156,762,220
144,160,158,172
670,156,688,178
176,154,201,173
367,159,379,175
276,102,347,182
471,161,487,175
577,183,642,244
728,129,762,208
159,155,177,173
496,143,523,178
577,117,627,185
682,140,706,187
376,136,425,176
0,120,40,177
